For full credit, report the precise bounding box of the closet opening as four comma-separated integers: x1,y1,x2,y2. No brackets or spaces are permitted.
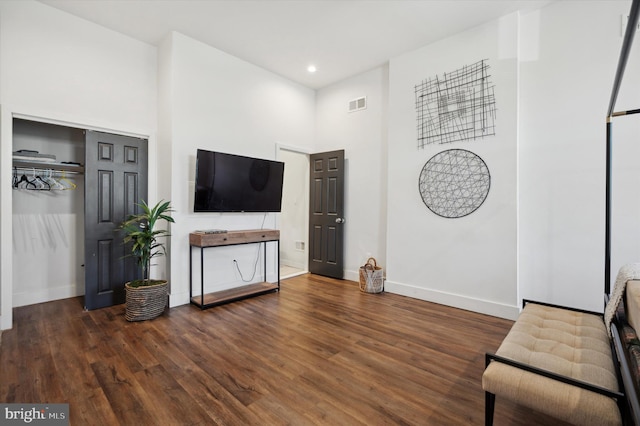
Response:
12,118,85,308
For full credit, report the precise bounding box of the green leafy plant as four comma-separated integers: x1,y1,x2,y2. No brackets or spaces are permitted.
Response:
120,200,175,287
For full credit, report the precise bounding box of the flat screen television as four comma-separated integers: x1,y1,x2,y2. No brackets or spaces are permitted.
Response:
194,149,285,213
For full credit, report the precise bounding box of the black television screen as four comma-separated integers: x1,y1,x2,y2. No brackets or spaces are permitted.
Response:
194,149,285,213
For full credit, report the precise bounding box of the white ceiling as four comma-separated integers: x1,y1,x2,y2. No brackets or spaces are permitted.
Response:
38,0,554,89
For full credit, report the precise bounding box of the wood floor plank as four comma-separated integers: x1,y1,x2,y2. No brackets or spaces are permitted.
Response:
0,273,576,425
133,364,214,425
89,359,152,425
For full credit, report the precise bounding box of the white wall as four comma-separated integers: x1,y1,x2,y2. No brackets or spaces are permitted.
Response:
0,0,157,328
386,14,519,318
158,32,316,306
315,66,389,281
379,1,638,318
519,1,640,312
0,1,156,132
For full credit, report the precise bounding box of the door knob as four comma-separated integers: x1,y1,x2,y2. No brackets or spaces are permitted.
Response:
335,217,345,224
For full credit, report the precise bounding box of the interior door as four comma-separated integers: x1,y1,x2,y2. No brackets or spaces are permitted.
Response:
84,130,148,310
308,150,345,279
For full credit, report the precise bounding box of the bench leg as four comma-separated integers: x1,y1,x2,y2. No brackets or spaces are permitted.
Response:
485,391,495,426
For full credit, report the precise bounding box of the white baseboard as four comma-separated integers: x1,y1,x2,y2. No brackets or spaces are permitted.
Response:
0,314,10,331
345,269,359,283
169,291,190,308
13,284,83,308
281,258,305,270
281,270,308,279
384,280,519,320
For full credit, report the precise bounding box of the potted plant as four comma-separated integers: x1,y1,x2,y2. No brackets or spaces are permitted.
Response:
120,200,175,321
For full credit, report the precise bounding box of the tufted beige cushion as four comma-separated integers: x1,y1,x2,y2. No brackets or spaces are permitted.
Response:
626,280,640,334
482,303,621,426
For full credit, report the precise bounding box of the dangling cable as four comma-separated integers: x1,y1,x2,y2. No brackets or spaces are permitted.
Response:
235,213,269,281
261,212,267,229
233,245,261,283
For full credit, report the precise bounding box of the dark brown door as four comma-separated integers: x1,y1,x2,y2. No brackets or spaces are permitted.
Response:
84,130,148,310
308,150,345,279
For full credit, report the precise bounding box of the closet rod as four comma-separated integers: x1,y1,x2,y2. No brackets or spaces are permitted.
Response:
604,0,640,294
13,167,82,176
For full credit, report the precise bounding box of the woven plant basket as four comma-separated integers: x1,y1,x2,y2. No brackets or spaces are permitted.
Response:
125,280,168,322
359,257,384,293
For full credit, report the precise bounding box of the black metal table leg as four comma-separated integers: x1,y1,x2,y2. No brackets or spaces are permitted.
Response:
200,247,204,309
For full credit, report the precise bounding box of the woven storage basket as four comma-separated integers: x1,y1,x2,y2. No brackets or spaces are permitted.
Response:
125,280,168,321
359,257,384,293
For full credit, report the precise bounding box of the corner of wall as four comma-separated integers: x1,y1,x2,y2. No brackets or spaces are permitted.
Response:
0,106,12,330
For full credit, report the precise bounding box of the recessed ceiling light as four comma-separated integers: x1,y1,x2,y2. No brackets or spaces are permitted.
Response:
307,65,317,73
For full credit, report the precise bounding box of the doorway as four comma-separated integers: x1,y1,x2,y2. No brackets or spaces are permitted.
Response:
278,147,309,278
12,119,85,307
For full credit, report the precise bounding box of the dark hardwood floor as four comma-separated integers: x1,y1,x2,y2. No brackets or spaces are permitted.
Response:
1,274,569,425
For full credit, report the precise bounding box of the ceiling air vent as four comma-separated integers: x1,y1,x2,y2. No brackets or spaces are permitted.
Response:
348,96,367,113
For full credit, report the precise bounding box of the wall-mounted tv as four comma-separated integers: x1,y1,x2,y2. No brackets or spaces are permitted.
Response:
194,149,285,213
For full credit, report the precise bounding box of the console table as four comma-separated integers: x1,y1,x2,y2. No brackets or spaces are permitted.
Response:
189,229,280,309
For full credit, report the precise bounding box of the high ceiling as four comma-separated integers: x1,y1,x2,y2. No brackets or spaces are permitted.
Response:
38,0,554,89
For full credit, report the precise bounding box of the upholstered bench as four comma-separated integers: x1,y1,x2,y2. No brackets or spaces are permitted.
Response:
482,300,625,425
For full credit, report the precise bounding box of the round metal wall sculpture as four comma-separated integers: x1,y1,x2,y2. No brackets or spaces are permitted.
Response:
418,149,491,218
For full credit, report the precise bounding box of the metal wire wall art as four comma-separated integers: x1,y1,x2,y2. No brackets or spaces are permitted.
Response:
418,149,491,218
415,59,497,148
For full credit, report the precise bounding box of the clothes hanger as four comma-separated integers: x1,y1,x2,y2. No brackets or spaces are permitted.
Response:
45,169,64,190
36,173,51,191
59,170,77,190
32,168,50,191
26,168,41,190
14,169,36,189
